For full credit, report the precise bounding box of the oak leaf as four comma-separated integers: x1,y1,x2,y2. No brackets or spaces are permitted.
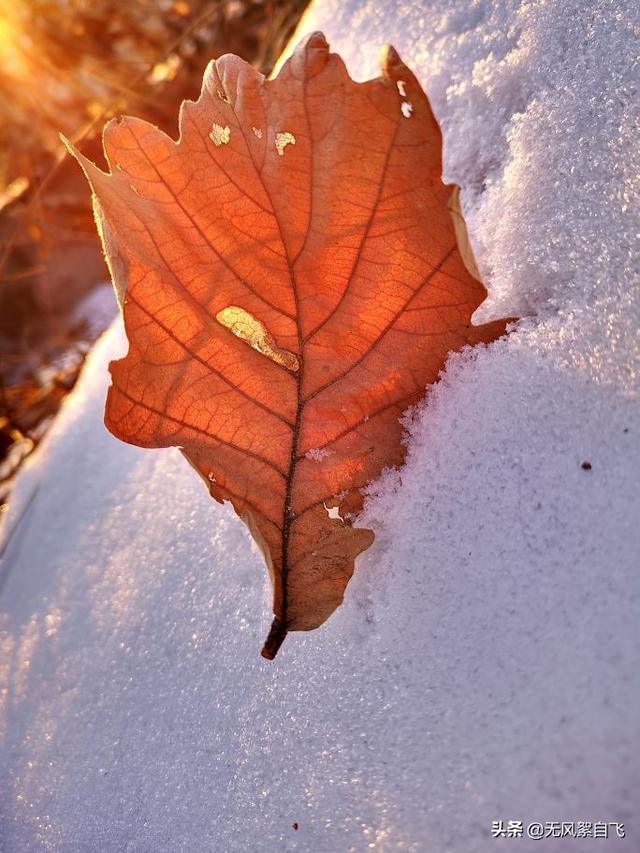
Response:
69,33,510,659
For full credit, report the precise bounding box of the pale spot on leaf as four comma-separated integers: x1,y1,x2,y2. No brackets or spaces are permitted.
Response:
305,447,332,461
397,80,407,97
401,101,414,118
252,126,262,139
216,305,299,372
275,131,296,156
210,123,230,146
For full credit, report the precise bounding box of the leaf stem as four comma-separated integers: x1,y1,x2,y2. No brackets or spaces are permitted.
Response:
261,617,288,660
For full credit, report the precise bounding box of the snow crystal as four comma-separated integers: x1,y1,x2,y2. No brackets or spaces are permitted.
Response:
1,2,638,851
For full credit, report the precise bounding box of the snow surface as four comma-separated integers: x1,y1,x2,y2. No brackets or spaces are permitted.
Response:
1,1,639,850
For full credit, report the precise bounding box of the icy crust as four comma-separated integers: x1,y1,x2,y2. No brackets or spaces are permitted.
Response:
1,1,639,851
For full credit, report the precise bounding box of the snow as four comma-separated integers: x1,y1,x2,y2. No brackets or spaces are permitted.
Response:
1,1,639,850
69,282,118,342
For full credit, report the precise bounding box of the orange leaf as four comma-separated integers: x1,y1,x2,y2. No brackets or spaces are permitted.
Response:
70,33,510,659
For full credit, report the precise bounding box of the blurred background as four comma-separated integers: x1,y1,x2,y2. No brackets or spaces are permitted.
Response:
0,0,308,515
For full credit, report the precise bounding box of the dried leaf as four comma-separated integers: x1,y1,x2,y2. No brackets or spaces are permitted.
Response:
70,33,510,658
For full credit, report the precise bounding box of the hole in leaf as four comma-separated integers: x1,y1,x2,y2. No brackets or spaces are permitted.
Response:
210,123,230,146
323,502,343,521
275,131,296,156
216,306,299,372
